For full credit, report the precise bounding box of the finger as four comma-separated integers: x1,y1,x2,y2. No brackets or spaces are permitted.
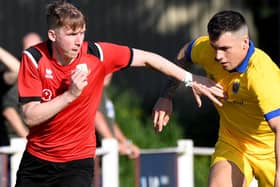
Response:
212,97,223,107
210,86,225,98
72,70,87,84
163,115,170,126
215,83,223,89
193,92,202,108
157,111,166,130
153,111,159,127
204,91,223,106
153,111,163,133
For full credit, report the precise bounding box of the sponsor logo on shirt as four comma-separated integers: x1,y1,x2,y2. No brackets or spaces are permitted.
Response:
45,68,53,79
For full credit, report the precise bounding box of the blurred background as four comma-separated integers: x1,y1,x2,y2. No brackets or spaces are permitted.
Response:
0,0,279,186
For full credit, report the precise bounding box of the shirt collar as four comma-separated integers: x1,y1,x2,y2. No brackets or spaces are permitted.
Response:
234,40,255,73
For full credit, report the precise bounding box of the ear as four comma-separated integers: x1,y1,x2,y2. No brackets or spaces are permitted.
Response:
48,29,56,42
242,37,249,50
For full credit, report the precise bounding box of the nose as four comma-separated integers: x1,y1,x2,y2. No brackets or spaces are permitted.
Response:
215,50,223,62
75,33,84,45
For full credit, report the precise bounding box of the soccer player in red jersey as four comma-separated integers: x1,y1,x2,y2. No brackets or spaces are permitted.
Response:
16,1,224,187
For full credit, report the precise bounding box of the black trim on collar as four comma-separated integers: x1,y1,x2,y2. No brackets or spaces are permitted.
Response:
87,41,101,60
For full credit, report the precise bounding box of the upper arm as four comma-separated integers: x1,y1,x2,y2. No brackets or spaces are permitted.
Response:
96,42,133,73
268,116,280,133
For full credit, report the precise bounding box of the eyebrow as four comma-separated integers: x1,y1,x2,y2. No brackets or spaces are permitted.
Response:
210,43,231,50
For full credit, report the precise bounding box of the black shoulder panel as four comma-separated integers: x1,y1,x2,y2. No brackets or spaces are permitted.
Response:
87,41,101,60
26,47,42,65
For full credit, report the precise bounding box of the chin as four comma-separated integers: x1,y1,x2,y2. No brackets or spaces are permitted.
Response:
67,53,78,59
222,67,232,72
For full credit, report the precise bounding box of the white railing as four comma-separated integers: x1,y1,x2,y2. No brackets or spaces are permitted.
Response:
0,138,259,187
140,139,258,187
0,138,119,187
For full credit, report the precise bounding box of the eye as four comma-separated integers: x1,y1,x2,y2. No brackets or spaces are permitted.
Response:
220,47,229,51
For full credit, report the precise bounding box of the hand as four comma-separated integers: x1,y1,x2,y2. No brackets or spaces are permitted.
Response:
119,142,140,159
192,74,225,107
152,97,173,132
67,69,88,100
126,144,140,159
176,42,225,107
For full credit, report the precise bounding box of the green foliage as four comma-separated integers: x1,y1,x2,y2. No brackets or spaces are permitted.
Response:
194,156,211,187
108,86,211,186
109,86,184,149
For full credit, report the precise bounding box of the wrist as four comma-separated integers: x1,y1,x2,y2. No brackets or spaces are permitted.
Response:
125,139,132,146
63,91,76,104
183,71,193,87
123,139,132,155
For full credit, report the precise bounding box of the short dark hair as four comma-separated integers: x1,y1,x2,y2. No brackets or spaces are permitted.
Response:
207,10,247,41
46,1,87,30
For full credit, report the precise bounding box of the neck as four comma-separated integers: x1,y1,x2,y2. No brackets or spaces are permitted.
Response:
52,46,76,66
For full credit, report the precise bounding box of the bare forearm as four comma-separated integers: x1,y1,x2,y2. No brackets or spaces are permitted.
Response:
22,91,75,127
95,112,114,138
0,47,20,73
113,123,127,143
131,49,188,83
3,108,29,137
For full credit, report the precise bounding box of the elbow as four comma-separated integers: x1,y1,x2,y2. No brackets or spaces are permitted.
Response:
23,116,39,128
22,103,41,127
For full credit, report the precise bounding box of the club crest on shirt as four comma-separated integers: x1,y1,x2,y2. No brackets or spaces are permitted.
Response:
232,79,240,94
42,89,52,101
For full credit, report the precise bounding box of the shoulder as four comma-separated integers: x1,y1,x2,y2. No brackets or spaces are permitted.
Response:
247,48,280,91
23,41,49,66
249,48,278,75
187,36,215,64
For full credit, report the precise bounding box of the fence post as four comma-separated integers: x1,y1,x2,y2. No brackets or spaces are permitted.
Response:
101,138,119,187
10,138,26,187
177,139,194,187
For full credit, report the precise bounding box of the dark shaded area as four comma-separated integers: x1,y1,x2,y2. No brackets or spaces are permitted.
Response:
245,0,280,65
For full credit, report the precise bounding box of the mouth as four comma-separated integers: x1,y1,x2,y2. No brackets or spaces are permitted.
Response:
220,61,228,66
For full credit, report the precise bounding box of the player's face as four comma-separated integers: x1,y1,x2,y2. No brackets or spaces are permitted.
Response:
210,32,249,71
51,24,86,61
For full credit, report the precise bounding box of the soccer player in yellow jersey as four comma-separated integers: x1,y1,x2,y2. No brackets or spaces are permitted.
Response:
153,10,280,187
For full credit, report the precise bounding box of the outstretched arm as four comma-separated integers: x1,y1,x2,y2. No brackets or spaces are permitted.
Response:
150,42,225,132
131,48,224,107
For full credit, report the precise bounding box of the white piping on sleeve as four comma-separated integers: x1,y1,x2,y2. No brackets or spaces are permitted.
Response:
94,43,104,62
23,50,39,69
